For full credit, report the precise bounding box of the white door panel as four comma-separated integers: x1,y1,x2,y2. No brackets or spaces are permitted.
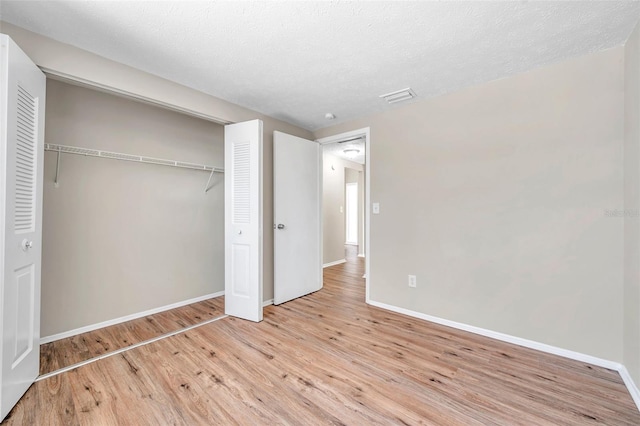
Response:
273,131,321,305
224,120,263,322
0,34,45,421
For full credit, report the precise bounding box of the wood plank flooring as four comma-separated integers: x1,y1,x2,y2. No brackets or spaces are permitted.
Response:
7,246,639,424
40,296,225,375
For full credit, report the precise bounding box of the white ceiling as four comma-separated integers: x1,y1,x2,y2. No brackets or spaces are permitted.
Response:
2,1,640,131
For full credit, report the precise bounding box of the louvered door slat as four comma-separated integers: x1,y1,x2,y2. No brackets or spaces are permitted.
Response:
14,85,37,233
233,141,251,224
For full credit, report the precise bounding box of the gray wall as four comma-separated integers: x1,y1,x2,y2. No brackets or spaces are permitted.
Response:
315,47,625,362
322,152,363,264
625,21,640,384
42,79,224,337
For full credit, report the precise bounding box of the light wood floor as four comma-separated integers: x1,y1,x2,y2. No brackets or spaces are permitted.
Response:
7,247,640,424
40,296,225,375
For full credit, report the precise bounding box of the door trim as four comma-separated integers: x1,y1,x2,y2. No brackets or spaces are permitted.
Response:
316,127,371,302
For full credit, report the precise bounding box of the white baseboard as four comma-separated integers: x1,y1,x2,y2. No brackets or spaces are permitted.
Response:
41,290,225,344
323,259,346,268
263,299,274,307
619,365,640,410
367,299,620,369
367,299,640,412
358,254,365,258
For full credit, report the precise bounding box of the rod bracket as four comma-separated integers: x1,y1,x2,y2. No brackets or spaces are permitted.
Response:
54,150,61,187
204,170,215,193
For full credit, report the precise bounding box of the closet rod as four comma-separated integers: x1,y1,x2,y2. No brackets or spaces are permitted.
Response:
44,143,224,173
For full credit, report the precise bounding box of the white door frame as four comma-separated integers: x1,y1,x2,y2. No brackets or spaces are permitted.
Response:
316,128,371,302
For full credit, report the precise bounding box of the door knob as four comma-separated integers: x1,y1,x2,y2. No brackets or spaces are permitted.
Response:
21,239,33,251
277,224,285,230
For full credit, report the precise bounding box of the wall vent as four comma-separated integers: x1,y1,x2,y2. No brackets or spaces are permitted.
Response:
379,87,417,105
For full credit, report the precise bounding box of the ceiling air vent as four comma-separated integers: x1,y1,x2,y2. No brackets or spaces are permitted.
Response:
379,87,416,105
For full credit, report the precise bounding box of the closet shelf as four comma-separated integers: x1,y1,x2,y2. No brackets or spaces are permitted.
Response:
44,143,224,173
45,143,223,192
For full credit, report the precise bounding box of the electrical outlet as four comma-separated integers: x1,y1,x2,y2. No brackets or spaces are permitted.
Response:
372,203,380,214
408,275,417,288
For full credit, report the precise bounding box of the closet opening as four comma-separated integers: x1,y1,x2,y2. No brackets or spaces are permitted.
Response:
38,78,227,376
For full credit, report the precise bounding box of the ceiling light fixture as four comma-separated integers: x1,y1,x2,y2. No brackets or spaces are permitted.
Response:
379,87,417,105
325,113,336,120
343,148,360,158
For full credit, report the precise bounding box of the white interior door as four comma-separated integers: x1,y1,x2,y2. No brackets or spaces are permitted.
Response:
0,35,45,420
273,131,321,305
224,120,263,322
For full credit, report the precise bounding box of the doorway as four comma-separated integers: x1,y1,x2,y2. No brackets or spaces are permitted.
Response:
317,128,370,300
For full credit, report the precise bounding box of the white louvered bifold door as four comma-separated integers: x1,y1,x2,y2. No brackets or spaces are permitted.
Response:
224,120,263,322
0,35,45,421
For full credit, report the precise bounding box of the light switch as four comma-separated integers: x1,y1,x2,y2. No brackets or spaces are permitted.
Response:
372,203,380,214
340,206,343,213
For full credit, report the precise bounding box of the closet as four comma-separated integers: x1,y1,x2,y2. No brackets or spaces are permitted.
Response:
41,79,226,340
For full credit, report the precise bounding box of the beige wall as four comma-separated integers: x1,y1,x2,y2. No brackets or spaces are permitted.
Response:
625,21,640,384
42,80,224,336
0,22,313,304
316,47,625,362
322,153,363,264
345,168,359,183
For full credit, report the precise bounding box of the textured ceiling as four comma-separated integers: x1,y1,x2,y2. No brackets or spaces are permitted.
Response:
2,1,640,130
